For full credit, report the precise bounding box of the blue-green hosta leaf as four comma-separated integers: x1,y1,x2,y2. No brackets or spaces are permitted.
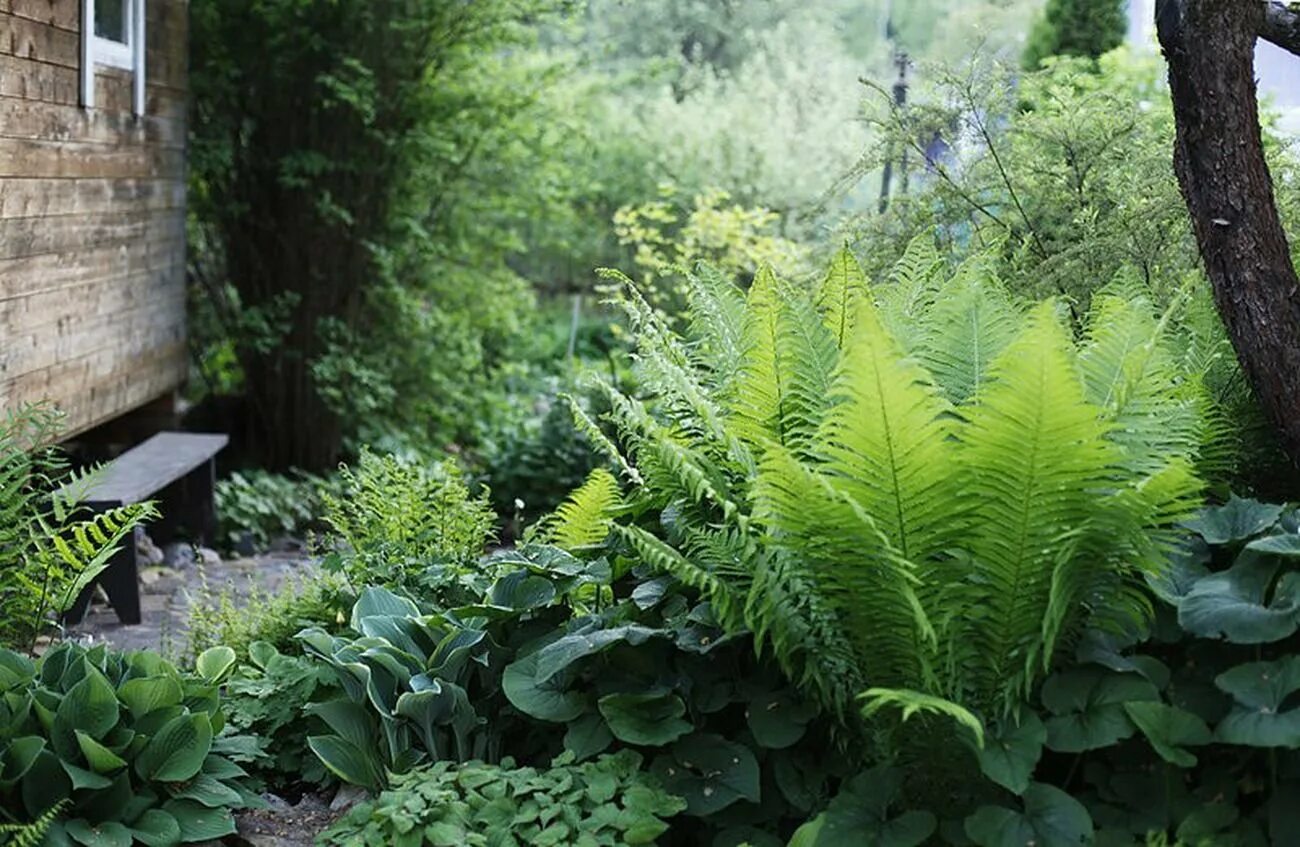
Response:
1214,656,1300,747
135,713,212,783
564,713,613,761
1042,667,1158,752
61,760,113,790
745,690,817,750
166,772,244,808
65,819,132,847
489,570,557,610
304,699,375,748
307,735,382,791
194,646,237,684
1178,553,1300,644
787,767,935,847
0,650,35,687
1246,533,1300,557
129,809,181,847
1122,701,1211,767
350,587,420,630
598,692,692,746
0,736,45,787
501,651,586,722
965,783,1093,847
650,733,760,817
160,799,237,842
975,712,1046,795
1184,496,1283,544
76,729,127,773
117,676,184,721
53,668,119,756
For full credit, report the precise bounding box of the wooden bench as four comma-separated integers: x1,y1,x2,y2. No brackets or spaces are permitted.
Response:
61,432,229,626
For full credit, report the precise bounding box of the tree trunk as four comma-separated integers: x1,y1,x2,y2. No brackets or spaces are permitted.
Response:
1158,0,1300,466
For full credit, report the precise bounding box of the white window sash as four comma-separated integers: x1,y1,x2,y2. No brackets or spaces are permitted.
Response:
81,0,147,116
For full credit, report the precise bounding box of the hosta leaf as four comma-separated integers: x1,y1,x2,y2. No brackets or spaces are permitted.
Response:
502,651,587,723
532,625,661,683
1122,701,1211,767
745,690,817,750
1042,667,1157,753
194,646,237,684
135,713,212,783
130,809,181,847
0,736,45,786
350,587,420,629
965,783,1093,847
1214,656,1300,747
117,676,184,721
598,692,692,746
166,772,244,808
489,570,558,610
53,669,119,755
787,767,935,847
161,799,237,841
1184,496,1283,544
975,712,1046,795
61,760,113,790
76,729,127,773
1178,555,1300,643
65,819,132,847
650,733,759,816
307,734,382,790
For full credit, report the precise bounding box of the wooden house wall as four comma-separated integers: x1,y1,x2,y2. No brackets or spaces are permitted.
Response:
0,0,189,437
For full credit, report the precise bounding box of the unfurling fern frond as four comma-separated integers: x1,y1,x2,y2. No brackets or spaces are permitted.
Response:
541,469,623,552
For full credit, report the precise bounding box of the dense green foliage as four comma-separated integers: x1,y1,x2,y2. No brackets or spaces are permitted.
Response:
1023,0,1126,69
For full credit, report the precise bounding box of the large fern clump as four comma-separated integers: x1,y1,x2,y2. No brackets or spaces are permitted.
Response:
583,237,1209,732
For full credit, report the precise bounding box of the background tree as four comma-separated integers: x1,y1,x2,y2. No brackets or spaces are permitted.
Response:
1023,0,1126,69
1156,0,1300,467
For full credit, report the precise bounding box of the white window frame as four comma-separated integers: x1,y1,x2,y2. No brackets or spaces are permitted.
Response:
81,0,147,116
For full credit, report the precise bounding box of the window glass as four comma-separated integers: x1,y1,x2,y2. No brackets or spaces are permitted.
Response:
94,0,128,43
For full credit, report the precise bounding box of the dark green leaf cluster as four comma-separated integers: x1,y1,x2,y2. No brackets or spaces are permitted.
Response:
1022,0,1126,70
0,642,256,845
319,750,685,847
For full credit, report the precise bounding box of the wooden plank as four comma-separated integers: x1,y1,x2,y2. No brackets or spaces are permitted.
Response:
93,73,187,120
1,331,185,412
0,176,184,219
56,432,228,505
1,14,79,67
0,137,185,179
5,0,79,32
0,264,181,336
0,208,186,260
0,97,186,148
0,236,184,300
0,54,78,103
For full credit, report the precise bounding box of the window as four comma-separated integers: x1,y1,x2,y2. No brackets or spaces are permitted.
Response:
80,0,146,115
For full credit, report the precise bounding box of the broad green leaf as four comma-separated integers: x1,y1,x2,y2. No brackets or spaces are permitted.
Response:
65,819,132,847
76,729,127,773
1178,554,1300,643
965,783,1093,847
1214,656,1300,747
1184,496,1283,544
650,733,759,816
350,587,420,629
130,809,181,847
564,713,613,761
305,699,375,748
160,799,237,841
533,625,661,684
1122,701,1211,767
501,651,587,723
166,772,244,808
194,646,237,684
787,767,935,847
308,735,382,791
489,570,558,610
746,690,817,750
975,712,1046,795
0,736,45,786
135,713,212,782
1041,667,1157,752
53,668,119,755
1247,534,1300,557
117,676,184,721
61,760,113,790
598,692,692,746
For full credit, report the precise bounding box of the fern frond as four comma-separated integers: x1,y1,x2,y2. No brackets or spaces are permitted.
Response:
0,799,69,847
877,231,945,348
914,257,1019,404
860,688,985,748
815,245,870,349
542,469,623,552
684,262,748,390
563,393,643,486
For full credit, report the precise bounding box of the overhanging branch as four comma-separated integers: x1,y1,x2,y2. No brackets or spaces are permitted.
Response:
1261,1,1300,57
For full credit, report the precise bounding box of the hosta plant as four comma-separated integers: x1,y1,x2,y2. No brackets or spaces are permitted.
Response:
0,642,256,846
576,240,1215,810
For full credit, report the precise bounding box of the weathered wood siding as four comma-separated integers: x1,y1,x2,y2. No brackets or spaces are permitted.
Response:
0,0,188,437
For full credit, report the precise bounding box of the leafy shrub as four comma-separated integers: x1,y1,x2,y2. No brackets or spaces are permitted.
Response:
0,642,255,844
214,469,330,552
319,750,685,846
1023,0,1126,69
0,406,154,650
320,449,496,592
595,248,1206,727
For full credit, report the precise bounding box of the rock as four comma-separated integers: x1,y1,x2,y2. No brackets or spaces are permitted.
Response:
329,784,367,812
136,530,165,566
162,542,196,570
197,546,222,567
234,531,258,557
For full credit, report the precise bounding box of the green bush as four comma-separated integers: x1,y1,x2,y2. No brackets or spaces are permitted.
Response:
213,469,330,552
1023,0,1126,69
319,750,685,847
0,642,256,844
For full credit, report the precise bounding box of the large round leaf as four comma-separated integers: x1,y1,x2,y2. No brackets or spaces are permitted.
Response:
1184,496,1283,544
1178,556,1300,644
788,767,935,847
965,783,1092,847
975,713,1045,795
135,713,213,783
649,733,759,816
502,651,586,722
1042,667,1157,753
489,570,557,610
598,692,692,746
746,690,817,750
65,819,132,847
160,800,237,842
564,713,613,761
130,809,181,847
117,676,184,722
1122,701,1211,767
1214,655,1300,747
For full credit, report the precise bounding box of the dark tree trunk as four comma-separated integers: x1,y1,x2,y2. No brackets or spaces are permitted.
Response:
1157,0,1300,466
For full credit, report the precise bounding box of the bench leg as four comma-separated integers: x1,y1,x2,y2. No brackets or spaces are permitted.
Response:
63,534,141,627
155,459,217,547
